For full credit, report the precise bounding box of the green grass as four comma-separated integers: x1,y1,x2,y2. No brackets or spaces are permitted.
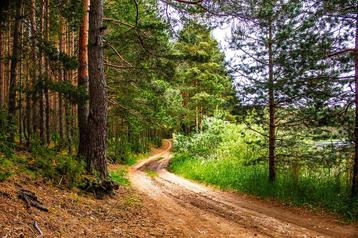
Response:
145,169,158,177
170,153,358,220
110,167,130,186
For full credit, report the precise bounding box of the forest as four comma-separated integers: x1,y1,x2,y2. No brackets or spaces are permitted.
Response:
1,0,358,237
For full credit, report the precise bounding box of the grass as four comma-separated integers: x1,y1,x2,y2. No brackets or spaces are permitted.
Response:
145,169,158,178
170,153,358,220
110,167,130,186
125,153,149,166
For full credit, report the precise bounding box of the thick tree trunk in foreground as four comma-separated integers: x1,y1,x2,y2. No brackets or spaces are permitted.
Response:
8,0,23,142
87,0,108,179
268,18,276,183
78,0,90,158
352,9,358,199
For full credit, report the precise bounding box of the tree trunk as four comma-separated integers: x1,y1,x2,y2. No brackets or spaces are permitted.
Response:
18,13,24,144
64,28,72,154
58,19,65,142
0,22,3,111
268,18,276,183
78,0,90,158
44,0,50,144
38,0,45,144
30,0,38,137
87,0,108,179
25,59,31,145
352,9,358,199
8,0,23,143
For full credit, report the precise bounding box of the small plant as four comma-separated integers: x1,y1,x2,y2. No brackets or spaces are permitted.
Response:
110,168,129,186
145,169,158,177
29,143,85,188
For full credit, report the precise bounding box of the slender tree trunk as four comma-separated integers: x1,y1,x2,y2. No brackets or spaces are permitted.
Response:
0,22,3,110
87,0,108,179
25,59,31,145
64,28,72,154
30,0,38,137
78,0,90,158
268,18,276,183
38,0,45,144
18,14,24,144
195,106,198,133
8,0,23,143
200,107,203,132
58,20,65,142
44,0,50,144
352,9,358,199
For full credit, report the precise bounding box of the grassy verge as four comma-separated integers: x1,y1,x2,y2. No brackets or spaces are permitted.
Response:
110,167,130,186
170,153,358,220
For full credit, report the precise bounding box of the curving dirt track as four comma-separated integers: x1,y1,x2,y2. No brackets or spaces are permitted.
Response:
129,140,358,238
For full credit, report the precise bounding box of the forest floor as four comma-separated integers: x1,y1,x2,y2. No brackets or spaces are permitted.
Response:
0,164,183,237
1,141,358,237
129,140,358,238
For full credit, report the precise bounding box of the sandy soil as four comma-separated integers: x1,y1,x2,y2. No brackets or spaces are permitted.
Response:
129,140,358,238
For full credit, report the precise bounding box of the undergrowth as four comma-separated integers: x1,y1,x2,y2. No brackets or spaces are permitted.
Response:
29,142,85,188
110,167,129,186
170,117,358,220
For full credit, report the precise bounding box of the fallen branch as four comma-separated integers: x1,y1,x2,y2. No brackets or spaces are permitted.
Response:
33,221,43,235
17,188,49,212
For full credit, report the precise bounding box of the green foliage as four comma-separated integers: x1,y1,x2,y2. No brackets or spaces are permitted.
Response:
174,116,265,162
30,144,85,188
171,117,358,220
109,168,130,186
0,110,15,158
38,39,78,71
171,157,358,220
0,157,13,182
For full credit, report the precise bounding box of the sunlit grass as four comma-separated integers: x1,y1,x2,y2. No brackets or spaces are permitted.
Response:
110,167,129,186
170,153,358,220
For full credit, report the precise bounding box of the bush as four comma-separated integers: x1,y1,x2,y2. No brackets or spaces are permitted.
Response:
0,157,13,182
170,116,358,220
30,144,85,188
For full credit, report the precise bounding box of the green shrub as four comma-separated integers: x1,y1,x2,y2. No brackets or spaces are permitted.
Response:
171,116,358,220
0,157,13,182
109,168,129,186
30,144,85,188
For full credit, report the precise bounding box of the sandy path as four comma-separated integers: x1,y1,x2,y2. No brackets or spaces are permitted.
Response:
129,140,358,238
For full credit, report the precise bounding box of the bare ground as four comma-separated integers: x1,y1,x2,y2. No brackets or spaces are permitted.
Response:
129,140,358,238
0,173,184,237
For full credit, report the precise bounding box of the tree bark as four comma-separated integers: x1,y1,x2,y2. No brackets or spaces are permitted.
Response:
44,0,50,144
352,8,358,199
78,0,90,158
268,18,276,183
38,0,45,144
30,0,38,137
87,0,108,179
8,0,23,143
58,19,65,142
0,21,3,110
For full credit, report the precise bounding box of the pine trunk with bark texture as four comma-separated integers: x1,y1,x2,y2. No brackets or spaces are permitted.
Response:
78,0,90,158
8,0,23,142
268,18,276,183
87,0,108,179
352,9,358,199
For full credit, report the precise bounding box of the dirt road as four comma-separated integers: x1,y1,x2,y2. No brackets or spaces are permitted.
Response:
129,140,358,238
